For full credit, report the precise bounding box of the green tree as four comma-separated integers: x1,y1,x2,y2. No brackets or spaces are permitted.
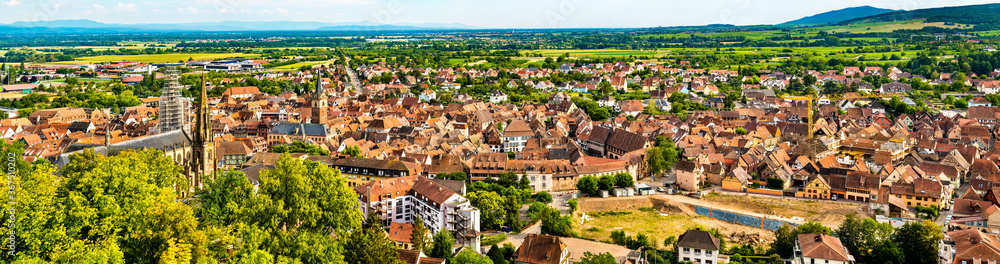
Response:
646,137,680,178
611,230,630,246
577,252,617,264
534,191,553,203
437,172,468,182
576,176,599,195
894,220,943,264
467,191,507,229
837,213,897,264
44,149,204,264
341,145,363,158
451,249,493,264
663,236,678,250
486,243,515,264
598,175,616,191
272,141,331,156
259,154,362,233
411,217,430,253
614,173,634,188
430,229,456,260
343,215,405,264
535,204,574,237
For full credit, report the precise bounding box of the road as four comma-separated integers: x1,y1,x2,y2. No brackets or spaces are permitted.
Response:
498,221,541,249
343,58,362,91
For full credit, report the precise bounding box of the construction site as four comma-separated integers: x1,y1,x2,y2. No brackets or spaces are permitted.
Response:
572,192,867,249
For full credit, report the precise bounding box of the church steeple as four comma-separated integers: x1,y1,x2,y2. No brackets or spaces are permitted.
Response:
104,121,113,147
316,69,324,94
190,73,216,189
311,69,328,124
195,73,212,144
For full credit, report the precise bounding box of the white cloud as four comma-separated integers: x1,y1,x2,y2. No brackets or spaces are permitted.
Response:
220,8,251,14
177,7,201,14
114,3,139,12
276,8,289,15
1,0,22,6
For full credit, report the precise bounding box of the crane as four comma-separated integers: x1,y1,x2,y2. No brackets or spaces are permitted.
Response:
780,92,909,139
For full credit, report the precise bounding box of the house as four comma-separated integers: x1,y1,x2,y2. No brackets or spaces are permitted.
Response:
794,234,854,264
879,82,912,93
721,167,750,191
490,90,508,104
388,222,417,250
619,100,643,117
597,96,616,108
396,249,446,264
677,229,729,264
514,234,569,264
268,122,332,146
676,160,704,191
978,81,1000,94
798,175,831,200
222,86,262,99
419,89,437,102
503,120,533,152
889,178,945,209
941,229,1000,264
216,141,252,168
971,97,994,107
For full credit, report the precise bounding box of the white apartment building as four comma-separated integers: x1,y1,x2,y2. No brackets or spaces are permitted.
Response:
356,175,482,252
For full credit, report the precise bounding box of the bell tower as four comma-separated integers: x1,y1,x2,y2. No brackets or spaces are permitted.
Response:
311,69,328,124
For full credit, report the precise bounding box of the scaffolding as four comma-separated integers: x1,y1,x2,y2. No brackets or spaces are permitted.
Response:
154,68,187,134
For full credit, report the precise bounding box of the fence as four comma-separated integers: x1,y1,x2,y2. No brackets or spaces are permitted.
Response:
689,204,797,231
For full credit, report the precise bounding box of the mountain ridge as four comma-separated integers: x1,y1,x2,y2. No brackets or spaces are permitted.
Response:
781,6,897,26
2,19,477,32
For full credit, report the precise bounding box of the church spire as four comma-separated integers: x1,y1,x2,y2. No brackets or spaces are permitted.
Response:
189,73,216,190
316,69,323,94
195,73,212,144
104,121,113,147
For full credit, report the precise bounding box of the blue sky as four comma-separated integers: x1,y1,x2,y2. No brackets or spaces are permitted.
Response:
1,0,998,28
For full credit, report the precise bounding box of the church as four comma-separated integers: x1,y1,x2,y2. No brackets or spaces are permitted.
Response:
56,72,217,194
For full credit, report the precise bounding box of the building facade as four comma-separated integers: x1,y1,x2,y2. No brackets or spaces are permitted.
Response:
356,176,481,253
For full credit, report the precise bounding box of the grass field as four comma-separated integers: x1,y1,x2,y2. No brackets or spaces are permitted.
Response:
574,208,775,249
42,53,260,64
273,61,327,70
526,49,664,58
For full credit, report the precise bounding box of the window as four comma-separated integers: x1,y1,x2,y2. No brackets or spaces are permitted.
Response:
694,249,701,253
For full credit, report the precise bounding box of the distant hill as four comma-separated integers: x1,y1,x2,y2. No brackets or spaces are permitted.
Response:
0,19,477,33
841,3,1000,26
782,6,897,26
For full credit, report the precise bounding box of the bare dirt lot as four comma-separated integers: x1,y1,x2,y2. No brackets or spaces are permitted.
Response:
573,196,775,249
572,193,867,249
700,192,868,228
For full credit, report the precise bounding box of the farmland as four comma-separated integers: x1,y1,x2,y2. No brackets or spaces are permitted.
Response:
273,60,328,70
40,53,260,64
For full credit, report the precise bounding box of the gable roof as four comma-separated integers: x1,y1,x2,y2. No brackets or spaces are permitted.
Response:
797,233,851,262
677,229,720,250
515,234,566,264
